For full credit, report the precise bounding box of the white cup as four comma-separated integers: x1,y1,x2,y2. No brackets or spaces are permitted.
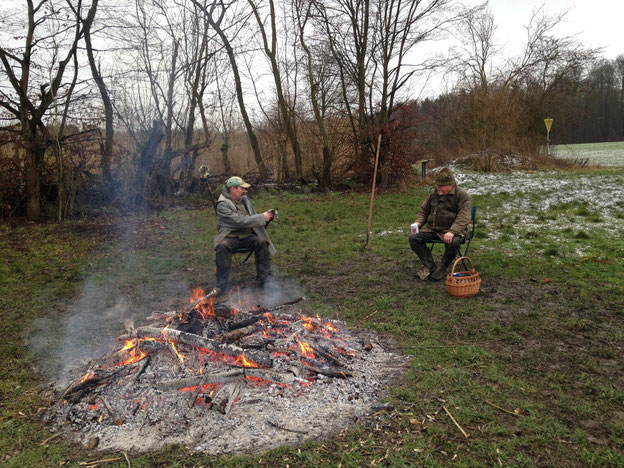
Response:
410,223,419,234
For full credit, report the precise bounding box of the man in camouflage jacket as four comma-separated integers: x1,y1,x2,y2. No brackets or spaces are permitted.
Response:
213,176,276,295
409,167,472,281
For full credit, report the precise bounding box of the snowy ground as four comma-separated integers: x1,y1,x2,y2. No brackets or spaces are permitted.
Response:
553,141,624,166
453,169,624,257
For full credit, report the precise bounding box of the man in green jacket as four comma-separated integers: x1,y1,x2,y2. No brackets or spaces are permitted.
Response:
409,167,472,281
213,176,276,296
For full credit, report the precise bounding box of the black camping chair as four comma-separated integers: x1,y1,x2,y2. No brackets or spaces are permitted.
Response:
428,205,477,271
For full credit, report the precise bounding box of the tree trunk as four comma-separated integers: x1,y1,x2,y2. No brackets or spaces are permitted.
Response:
84,0,113,187
135,121,166,208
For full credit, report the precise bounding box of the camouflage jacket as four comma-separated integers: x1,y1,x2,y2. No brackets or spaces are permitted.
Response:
415,186,472,238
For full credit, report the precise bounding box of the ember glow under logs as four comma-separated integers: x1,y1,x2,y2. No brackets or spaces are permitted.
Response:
44,290,404,454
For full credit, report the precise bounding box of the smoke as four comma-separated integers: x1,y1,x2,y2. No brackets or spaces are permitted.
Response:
28,223,304,389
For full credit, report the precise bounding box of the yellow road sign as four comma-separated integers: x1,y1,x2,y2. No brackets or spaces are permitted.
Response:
544,118,553,132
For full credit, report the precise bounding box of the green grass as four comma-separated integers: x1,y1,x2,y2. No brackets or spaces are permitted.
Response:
1,168,624,466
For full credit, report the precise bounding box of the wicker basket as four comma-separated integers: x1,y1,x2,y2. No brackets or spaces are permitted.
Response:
446,256,481,298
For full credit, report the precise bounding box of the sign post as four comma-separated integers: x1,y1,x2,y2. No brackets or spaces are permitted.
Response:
544,118,553,156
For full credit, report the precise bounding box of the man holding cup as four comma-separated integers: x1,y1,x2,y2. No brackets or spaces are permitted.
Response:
409,167,472,281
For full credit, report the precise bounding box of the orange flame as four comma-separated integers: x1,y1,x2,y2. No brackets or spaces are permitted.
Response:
190,288,215,319
297,340,315,359
235,352,259,368
80,370,95,383
302,317,315,331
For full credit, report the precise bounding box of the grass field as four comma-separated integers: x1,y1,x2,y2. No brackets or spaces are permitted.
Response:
1,167,623,466
553,141,624,166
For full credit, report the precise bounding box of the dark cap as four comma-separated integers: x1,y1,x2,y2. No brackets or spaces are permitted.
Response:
433,167,455,185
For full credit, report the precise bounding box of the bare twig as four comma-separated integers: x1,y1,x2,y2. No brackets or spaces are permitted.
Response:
267,419,308,434
484,400,521,417
442,405,469,438
39,432,62,446
79,458,122,466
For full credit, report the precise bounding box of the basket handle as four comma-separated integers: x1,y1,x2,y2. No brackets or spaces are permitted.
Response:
450,256,475,275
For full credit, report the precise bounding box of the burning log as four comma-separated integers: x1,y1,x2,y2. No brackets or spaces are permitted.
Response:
133,326,273,367
99,398,123,426
222,324,262,342
238,335,274,349
243,368,299,385
134,355,151,381
305,365,353,379
310,344,346,368
187,374,210,409
210,383,240,414
60,367,125,403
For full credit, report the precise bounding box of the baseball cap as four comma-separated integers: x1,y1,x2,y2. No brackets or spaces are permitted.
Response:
225,176,251,188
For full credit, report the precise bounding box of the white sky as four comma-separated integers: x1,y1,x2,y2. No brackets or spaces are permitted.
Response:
418,0,624,97
487,0,622,59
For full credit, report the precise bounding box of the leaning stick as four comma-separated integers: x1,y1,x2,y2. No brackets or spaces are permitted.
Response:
183,289,218,315
364,134,382,247
442,405,469,438
99,397,123,426
188,374,209,409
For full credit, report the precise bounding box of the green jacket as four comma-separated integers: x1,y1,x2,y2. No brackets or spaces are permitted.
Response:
415,186,472,238
213,188,276,255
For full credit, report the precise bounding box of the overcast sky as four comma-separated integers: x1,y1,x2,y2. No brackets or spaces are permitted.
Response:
418,0,623,97
487,0,622,59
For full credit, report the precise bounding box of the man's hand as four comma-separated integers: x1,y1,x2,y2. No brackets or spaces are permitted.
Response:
443,232,454,244
414,221,420,228
263,211,275,222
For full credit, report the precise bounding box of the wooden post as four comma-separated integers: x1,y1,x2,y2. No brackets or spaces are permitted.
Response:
365,134,382,247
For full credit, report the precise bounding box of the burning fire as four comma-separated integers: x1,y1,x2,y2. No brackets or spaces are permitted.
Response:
190,288,216,319
117,339,148,366
297,340,315,359
235,352,259,368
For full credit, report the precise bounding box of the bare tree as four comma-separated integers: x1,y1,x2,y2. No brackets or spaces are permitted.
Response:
83,0,114,188
0,0,98,219
294,0,334,186
192,0,267,175
248,0,304,178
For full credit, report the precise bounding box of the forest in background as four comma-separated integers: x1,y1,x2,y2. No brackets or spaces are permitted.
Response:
1,0,623,219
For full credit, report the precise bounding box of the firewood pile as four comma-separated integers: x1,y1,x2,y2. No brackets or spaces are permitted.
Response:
43,290,404,454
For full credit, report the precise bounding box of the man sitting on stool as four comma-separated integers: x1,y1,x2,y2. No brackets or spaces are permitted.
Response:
213,176,276,296
409,167,472,281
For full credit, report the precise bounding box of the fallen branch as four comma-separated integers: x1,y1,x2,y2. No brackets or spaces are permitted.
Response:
442,405,469,439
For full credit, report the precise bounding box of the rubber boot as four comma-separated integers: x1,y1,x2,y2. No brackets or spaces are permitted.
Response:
214,245,232,295
430,242,459,281
254,241,272,288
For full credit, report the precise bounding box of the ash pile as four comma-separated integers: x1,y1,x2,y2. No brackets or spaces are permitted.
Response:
43,290,405,454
